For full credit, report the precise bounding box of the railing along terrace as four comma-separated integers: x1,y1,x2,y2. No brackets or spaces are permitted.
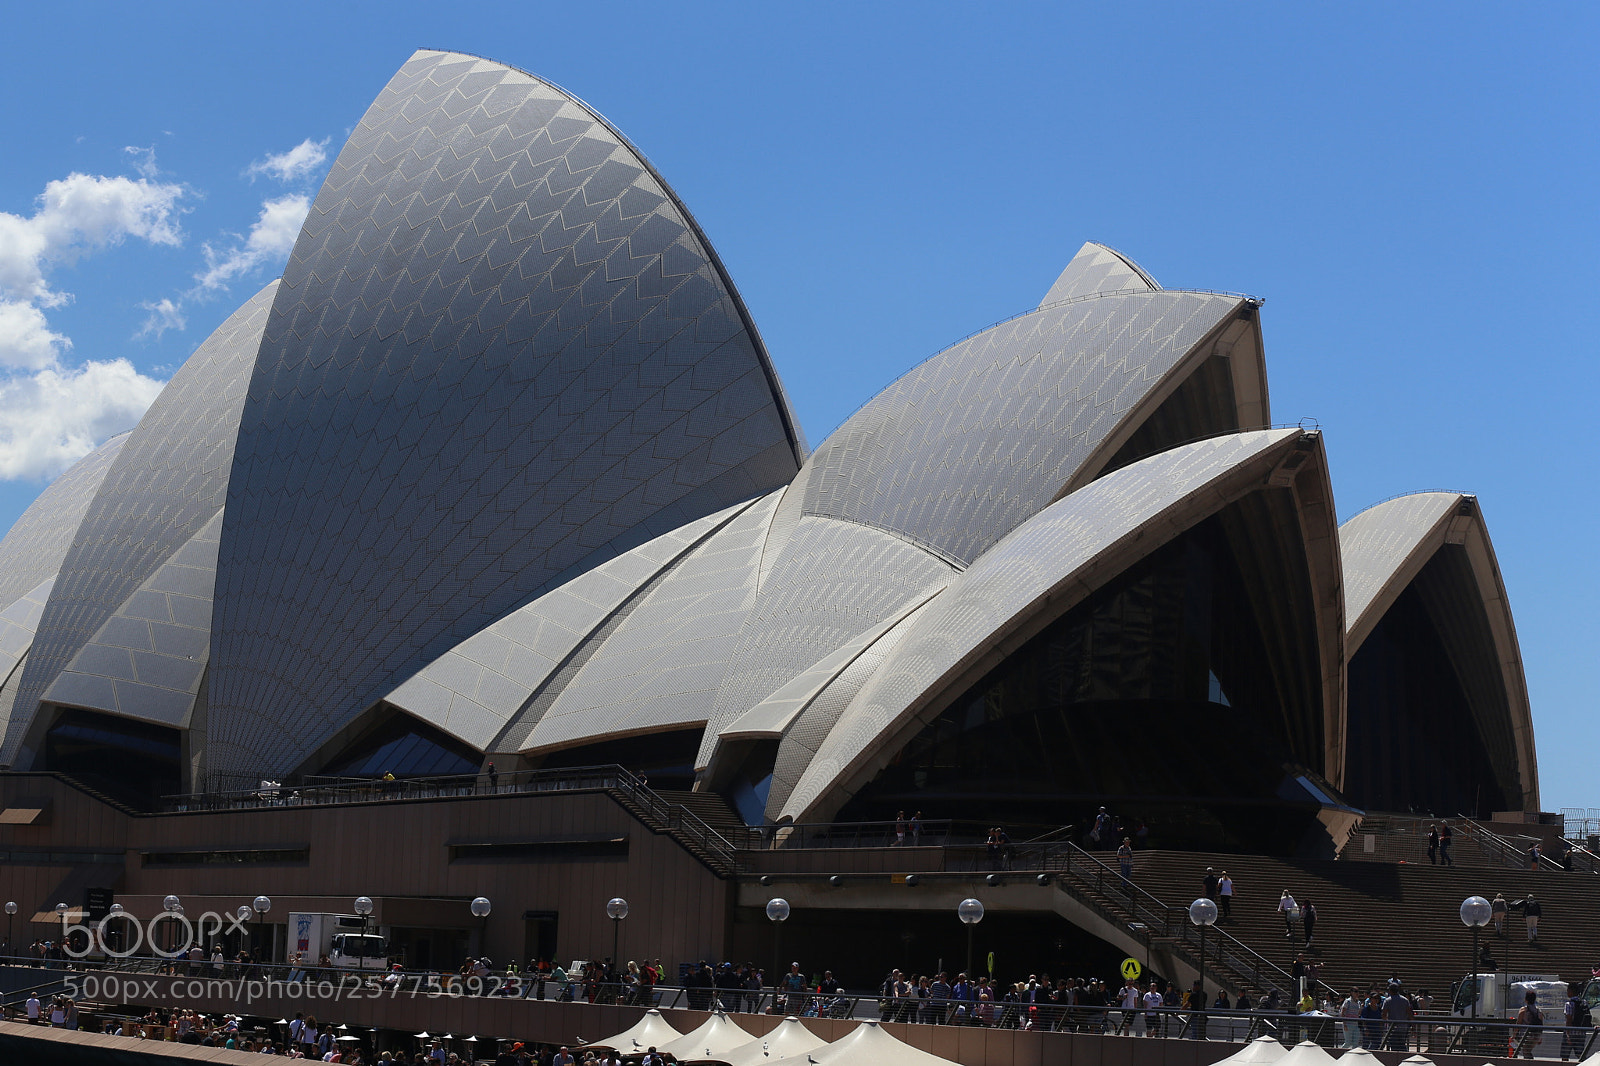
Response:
2,957,1584,1058
160,765,742,872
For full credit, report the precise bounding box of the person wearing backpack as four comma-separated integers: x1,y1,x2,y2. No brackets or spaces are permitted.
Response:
1563,983,1592,1061
1515,989,1544,1059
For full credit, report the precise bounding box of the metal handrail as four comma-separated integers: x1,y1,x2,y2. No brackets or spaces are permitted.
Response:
1463,818,1568,874
1044,840,1327,999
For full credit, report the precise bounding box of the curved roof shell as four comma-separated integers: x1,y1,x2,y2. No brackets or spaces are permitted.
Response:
3,282,273,763
0,433,129,755
1039,240,1160,305
1339,491,1537,807
693,265,1270,771
204,49,807,777
779,428,1345,823
384,494,764,751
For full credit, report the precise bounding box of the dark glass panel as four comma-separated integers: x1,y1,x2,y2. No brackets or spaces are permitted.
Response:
320,713,481,778
42,707,182,809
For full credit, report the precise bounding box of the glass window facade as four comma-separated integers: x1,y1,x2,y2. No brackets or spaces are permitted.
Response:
319,712,481,779
1344,545,1512,816
42,707,182,808
839,496,1329,851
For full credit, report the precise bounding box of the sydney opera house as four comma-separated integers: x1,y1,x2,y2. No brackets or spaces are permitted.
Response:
0,50,1539,975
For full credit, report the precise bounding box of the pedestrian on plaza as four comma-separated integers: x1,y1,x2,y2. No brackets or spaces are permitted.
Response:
894,812,907,846
1493,893,1509,936
1382,984,1413,1051
1515,989,1545,1058
1524,895,1542,943
1528,843,1542,869
486,761,498,791
1218,871,1233,920
1203,867,1218,900
1184,981,1207,1040
1427,824,1440,865
910,811,923,846
1143,981,1164,1037
1301,899,1317,946
1563,981,1592,1061
1118,838,1134,896
1278,890,1299,938
1339,988,1362,1048
1440,822,1455,865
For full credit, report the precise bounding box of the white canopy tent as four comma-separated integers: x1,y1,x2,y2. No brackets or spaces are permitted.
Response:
1206,1036,1288,1066
655,1012,756,1062
1272,1040,1340,1066
768,1021,959,1066
583,1008,682,1053
721,1017,829,1066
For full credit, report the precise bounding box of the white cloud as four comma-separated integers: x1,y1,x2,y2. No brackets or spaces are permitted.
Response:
0,301,71,370
0,359,165,479
0,164,183,481
0,172,185,306
247,138,330,184
136,298,187,340
123,145,160,180
193,193,309,292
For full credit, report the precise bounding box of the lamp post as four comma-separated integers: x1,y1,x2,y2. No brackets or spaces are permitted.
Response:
253,896,271,965
957,899,984,979
765,898,790,1008
1460,895,1492,1020
605,898,628,1001
470,897,491,962
1188,897,1218,1002
353,897,373,973
5,900,16,957
162,895,182,961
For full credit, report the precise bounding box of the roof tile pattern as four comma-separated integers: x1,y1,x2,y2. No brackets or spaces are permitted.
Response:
41,509,223,727
1039,241,1159,306
206,50,804,776
780,429,1303,821
3,284,272,760
0,579,55,693
0,435,127,622
521,490,784,752
1338,492,1459,636
796,291,1242,567
386,496,760,750
698,516,956,768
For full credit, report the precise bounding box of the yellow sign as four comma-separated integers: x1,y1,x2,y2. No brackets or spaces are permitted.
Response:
1121,957,1142,981
987,951,995,976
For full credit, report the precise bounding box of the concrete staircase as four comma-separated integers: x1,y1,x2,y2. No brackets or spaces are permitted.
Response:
1122,848,1600,996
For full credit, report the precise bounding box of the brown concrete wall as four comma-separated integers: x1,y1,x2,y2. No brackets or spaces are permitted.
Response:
20,981,1551,1066
0,776,729,969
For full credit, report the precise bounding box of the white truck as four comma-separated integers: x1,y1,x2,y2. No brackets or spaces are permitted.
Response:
288,912,390,971
1451,972,1595,1020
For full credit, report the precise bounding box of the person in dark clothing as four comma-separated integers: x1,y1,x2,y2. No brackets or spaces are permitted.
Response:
1301,900,1317,946
1439,822,1454,865
1427,825,1440,864
1203,867,1218,900
1185,981,1207,1040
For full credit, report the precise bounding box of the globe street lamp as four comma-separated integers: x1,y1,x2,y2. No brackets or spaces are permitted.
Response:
470,897,491,963
253,896,271,965
765,898,790,1007
1188,897,1218,1004
1460,895,1492,1020
605,898,628,1000
5,901,16,957
354,897,374,972
957,898,984,978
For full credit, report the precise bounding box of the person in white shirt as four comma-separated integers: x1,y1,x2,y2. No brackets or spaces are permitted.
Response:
1278,891,1298,938
1143,984,1165,1037
1218,873,1234,920
1339,989,1363,1048
1118,980,1142,1034
25,993,40,1023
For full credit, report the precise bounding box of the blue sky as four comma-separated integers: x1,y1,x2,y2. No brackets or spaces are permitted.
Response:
0,4,1594,810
